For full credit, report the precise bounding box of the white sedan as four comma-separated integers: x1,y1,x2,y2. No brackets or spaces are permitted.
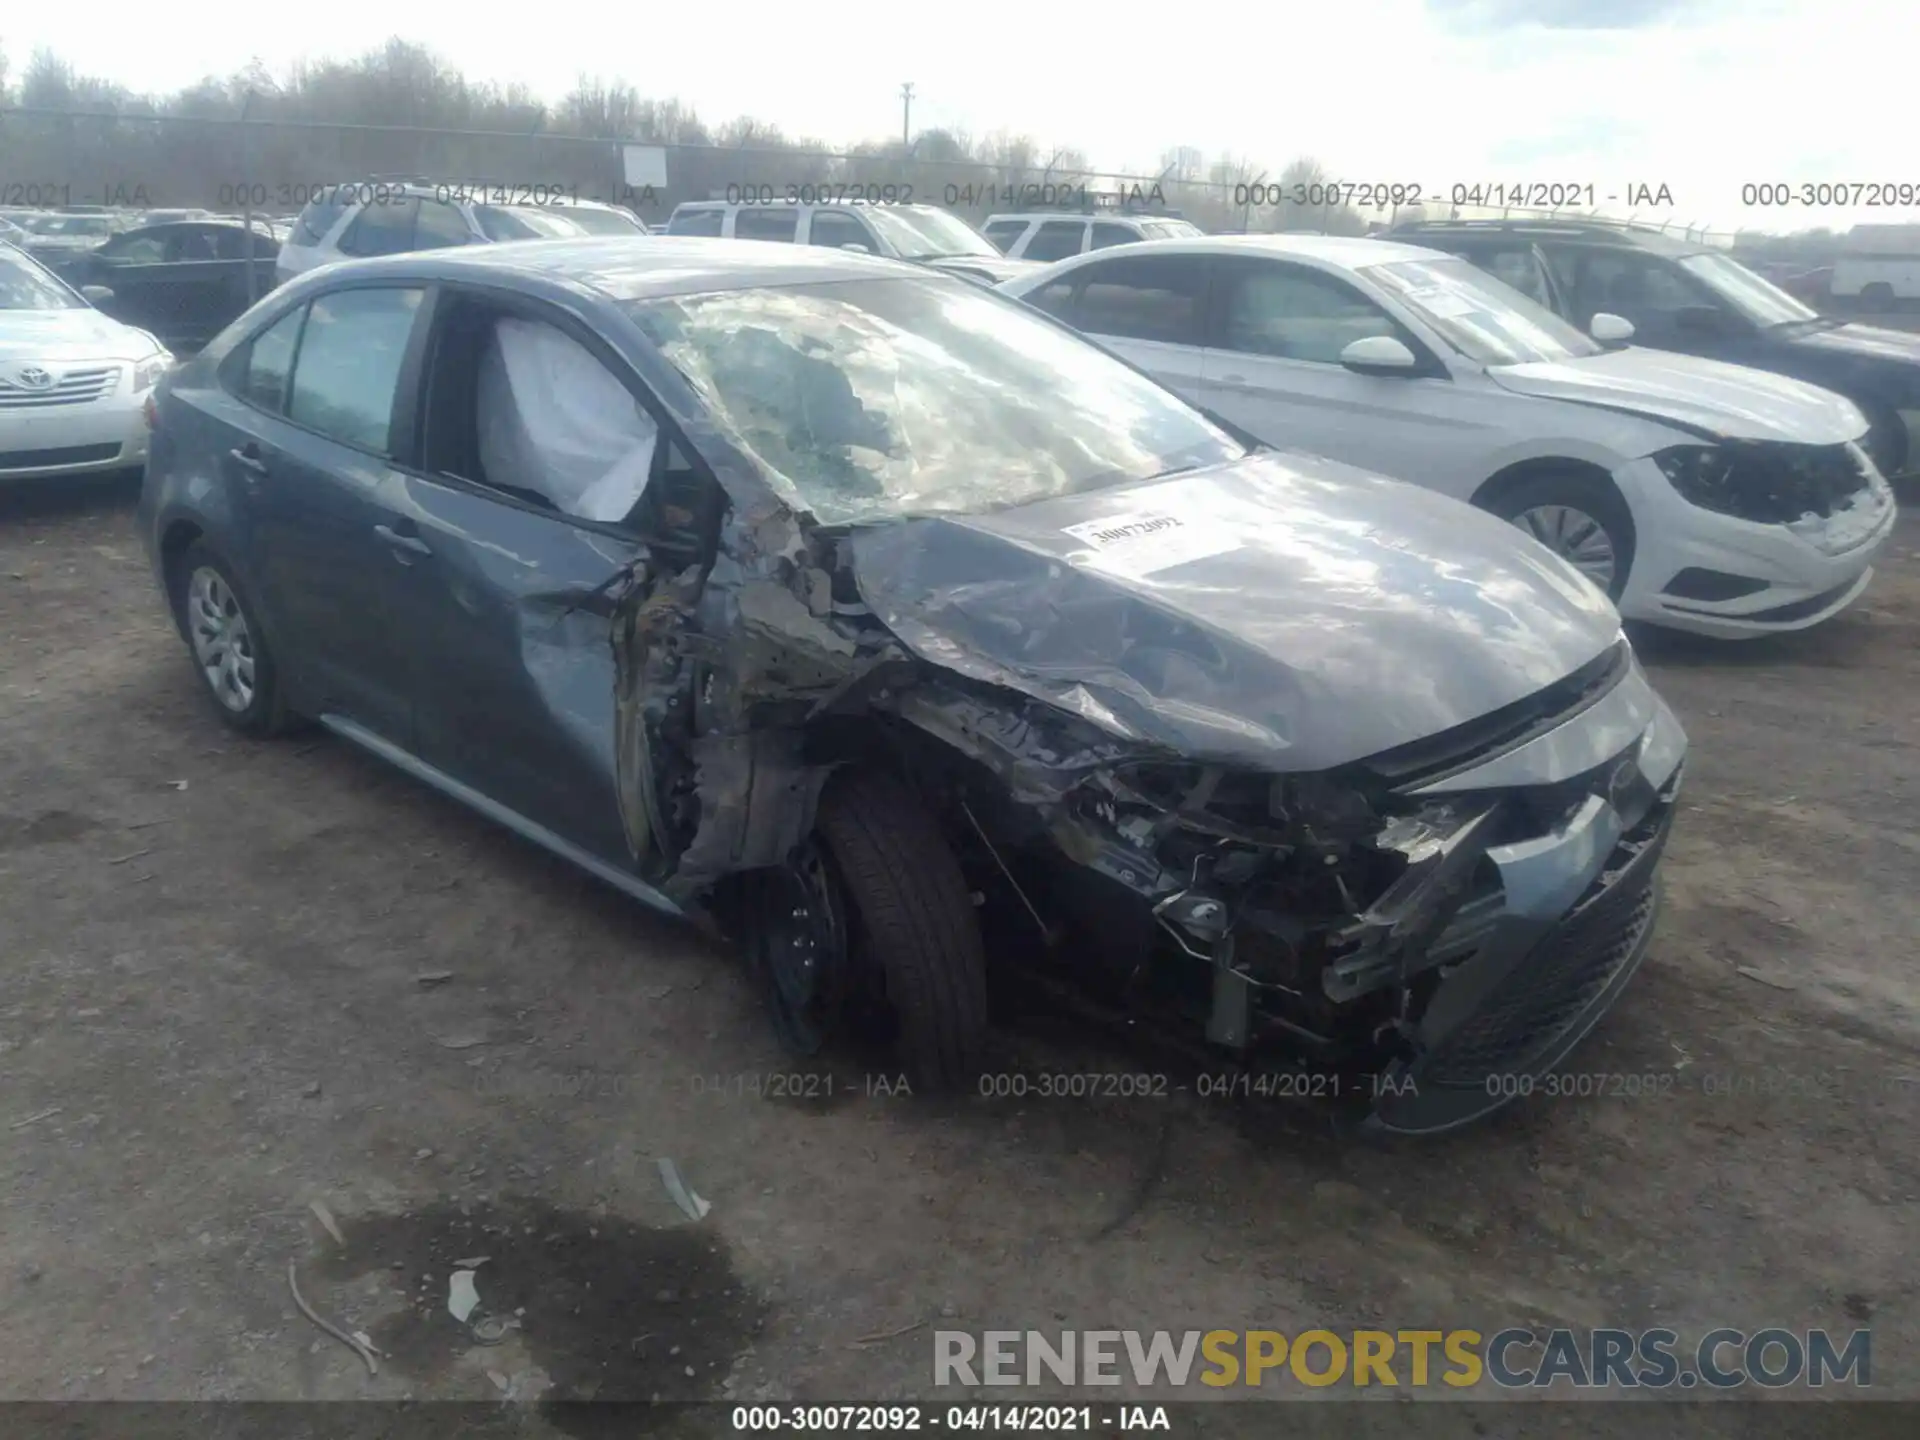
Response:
1001,234,1899,638
1,243,170,483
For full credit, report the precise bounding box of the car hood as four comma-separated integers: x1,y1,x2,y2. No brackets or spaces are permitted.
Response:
848,450,1623,772
922,253,1038,284
1782,319,1920,368
0,307,159,362
1488,347,1866,443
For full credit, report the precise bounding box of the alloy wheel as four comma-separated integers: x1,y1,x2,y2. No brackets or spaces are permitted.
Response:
186,566,257,713
1511,504,1619,592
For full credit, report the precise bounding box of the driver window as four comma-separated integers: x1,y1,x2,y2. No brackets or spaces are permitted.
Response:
422,295,725,563
1216,261,1399,364
1566,252,1707,325
110,233,169,263
808,211,873,251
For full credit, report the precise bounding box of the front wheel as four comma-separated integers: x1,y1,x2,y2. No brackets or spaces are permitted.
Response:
1483,473,1636,602
809,769,990,1091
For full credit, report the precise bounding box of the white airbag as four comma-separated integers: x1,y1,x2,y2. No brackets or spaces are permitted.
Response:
476,317,657,522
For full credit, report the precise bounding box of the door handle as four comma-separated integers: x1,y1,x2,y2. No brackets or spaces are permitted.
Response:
228,445,268,478
373,523,432,559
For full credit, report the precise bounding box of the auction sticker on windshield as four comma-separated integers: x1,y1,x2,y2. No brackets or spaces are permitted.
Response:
1062,511,1242,576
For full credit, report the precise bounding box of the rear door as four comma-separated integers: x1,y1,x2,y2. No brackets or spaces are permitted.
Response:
213,284,434,743
1025,251,1213,400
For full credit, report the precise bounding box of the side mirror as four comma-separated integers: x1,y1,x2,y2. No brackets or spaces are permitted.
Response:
1339,335,1420,375
1589,311,1635,345
80,285,115,305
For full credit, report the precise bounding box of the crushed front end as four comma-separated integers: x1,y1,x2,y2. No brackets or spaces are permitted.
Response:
897,635,1685,1135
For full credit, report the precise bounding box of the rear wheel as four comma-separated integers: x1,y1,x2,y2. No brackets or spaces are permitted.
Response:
1483,472,1636,602
807,769,989,1091
1860,282,1896,313
170,543,292,736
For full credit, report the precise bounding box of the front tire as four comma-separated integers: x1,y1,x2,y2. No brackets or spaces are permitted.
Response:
812,770,989,1091
170,543,291,736
1483,472,1636,602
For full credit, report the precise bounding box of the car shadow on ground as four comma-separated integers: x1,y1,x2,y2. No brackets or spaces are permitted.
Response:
1627,613,1888,671
0,470,143,523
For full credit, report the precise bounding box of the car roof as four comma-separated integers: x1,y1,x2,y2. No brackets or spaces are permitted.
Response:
1028,232,1444,269
985,212,1162,224
1387,219,1705,258
302,234,924,300
670,198,938,212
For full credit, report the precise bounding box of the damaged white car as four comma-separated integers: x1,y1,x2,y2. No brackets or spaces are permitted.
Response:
141,238,1687,1134
1002,236,1900,637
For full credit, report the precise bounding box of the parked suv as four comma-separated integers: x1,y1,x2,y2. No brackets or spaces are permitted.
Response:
1389,217,1920,483
277,182,644,285
983,210,1201,262
663,200,1031,285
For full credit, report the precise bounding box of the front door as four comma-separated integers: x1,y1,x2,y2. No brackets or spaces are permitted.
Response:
1195,256,1484,487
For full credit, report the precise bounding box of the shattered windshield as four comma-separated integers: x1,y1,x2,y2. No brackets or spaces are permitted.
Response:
625,277,1244,525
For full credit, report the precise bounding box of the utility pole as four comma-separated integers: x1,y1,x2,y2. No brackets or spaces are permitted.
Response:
900,83,915,150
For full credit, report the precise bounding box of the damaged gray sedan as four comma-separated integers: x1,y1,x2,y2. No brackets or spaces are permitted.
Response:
139,238,1686,1133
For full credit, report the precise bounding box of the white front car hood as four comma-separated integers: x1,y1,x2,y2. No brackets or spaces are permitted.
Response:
0,308,159,364
1489,347,1867,445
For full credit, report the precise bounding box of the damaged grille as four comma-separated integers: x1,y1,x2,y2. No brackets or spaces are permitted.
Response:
1718,442,1872,524
1355,639,1632,793
1420,799,1672,1088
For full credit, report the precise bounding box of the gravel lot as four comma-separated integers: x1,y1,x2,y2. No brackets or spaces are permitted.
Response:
1,475,1917,1430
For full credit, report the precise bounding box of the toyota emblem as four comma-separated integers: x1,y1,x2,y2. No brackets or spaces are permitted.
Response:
15,365,54,390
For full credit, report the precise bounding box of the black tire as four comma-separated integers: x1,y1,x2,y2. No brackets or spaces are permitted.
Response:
169,542,292,737
1860,282,1895,313
1861,403,1909,480
1481,471,1636,603
814,769,989,1091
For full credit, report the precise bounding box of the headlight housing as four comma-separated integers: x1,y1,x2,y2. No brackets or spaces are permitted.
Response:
132,352,172,393
1652,444,1742,516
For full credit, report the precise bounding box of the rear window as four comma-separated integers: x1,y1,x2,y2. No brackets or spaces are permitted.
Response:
667,207,725,237
293,194,351,247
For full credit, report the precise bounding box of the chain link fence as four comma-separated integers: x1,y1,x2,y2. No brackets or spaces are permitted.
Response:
2,107,1725,240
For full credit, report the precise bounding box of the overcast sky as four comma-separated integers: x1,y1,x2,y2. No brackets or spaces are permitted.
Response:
6,0,1917,230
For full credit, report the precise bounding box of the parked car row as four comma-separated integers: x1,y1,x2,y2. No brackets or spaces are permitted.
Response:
2,186,651,354
7,206,1904,1134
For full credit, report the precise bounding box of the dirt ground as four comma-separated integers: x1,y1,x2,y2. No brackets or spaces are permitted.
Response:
1,475,1917,1430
